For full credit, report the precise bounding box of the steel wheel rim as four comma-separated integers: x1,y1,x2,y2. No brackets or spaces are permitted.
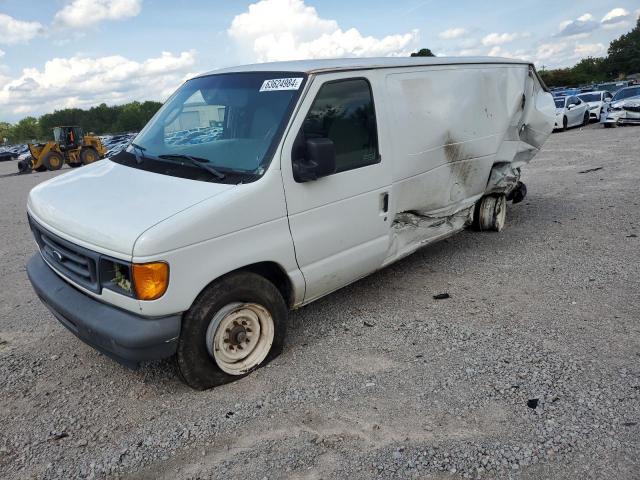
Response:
206,302,274,375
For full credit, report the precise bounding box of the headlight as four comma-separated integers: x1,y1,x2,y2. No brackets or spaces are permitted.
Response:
100,259,169,300
132,262,170,300
100,259,134,296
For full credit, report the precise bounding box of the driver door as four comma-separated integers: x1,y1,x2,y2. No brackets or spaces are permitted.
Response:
280,74,392,303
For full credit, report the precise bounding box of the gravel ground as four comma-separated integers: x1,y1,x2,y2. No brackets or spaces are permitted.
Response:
0,123,638,479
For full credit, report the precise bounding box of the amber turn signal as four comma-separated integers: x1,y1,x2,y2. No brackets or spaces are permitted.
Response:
132,262,169,300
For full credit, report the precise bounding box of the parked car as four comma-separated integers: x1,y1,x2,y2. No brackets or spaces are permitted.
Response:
553,95,590,131
24,57,555,389
577,90,613,121
601,85,640,127
596,81,631,94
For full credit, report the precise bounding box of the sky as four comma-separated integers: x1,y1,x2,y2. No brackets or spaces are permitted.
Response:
0,0,639,122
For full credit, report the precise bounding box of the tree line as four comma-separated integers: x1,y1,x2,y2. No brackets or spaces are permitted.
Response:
539,18,639,87
0,100,162,144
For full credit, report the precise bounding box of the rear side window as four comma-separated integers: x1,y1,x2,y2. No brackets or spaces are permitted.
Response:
302,78,379,173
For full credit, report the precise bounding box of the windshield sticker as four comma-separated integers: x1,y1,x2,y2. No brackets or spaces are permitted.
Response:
260,78,303,92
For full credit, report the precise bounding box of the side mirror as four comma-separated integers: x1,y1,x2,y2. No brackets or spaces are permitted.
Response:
567,103,575,109
293,138,336,182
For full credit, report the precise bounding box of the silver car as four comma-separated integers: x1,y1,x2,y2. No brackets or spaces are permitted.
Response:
601,86,640,128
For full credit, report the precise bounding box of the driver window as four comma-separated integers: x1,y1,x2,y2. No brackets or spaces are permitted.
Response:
301,78,379,174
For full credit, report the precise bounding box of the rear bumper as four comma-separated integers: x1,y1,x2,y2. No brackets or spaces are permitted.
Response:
27,253,181,368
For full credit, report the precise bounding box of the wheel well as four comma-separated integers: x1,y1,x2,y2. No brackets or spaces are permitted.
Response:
241,262,294,307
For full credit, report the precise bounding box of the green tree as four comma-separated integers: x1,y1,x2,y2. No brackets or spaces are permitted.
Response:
411,48,435,57
10,117,40,143
606,17,640,78
0,122,12,144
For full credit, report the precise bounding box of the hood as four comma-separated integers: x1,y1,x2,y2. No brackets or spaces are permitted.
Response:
28,160,234,256
611,95,640,109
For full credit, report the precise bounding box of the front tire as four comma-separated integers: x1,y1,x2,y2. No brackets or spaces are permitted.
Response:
583,112,589,127
43,151,64,171
80,147,99,165
562,116,568,131
177,272,287,390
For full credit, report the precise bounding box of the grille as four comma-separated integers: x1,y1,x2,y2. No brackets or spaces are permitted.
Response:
29,216,100,293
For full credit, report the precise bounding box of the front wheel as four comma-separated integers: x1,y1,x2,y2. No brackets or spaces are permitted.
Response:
80,147,99,165
583,112,590,127
43,151,64,171
562,116,568,131
177,272,287,390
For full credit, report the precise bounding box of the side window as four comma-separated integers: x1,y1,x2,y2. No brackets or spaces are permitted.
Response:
302,78,379,173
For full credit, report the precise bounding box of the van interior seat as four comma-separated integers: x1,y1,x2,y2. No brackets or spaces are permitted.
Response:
327,117,369,171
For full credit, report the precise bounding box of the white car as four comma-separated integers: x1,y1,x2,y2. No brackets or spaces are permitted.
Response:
24,57,555,389
577,90,613,121
601,85,640,127
553,95,590,131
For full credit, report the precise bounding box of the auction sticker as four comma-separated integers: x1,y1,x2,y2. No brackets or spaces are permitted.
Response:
260,78,303,92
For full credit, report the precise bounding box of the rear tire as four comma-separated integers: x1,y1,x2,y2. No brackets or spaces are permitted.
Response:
176,272,288,390
474,194,507,232
80,147,99,165
42,151,64,171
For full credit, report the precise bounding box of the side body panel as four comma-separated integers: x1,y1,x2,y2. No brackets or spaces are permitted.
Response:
132,165,304,317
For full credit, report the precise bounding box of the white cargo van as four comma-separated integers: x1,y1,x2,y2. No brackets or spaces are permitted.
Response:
26,58,555,389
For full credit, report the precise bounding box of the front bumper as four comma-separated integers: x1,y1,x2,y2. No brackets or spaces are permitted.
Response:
602,110,640,126
27,253,181,368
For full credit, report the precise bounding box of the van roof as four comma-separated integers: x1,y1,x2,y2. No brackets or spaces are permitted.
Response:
197,56,531,77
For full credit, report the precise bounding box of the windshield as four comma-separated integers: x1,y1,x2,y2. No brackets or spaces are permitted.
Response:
120,72,306,181
612,87,640,102
555,98,565,108
578,93,600,102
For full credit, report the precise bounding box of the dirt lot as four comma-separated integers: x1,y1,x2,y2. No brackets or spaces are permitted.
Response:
0,123,638,480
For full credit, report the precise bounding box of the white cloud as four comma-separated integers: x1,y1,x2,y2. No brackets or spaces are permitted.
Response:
0,50,195,118
531,40,606,68
574,43,605,58
0,13,43,45
438,28,467,40
0,49,4,59
601,8,629,23
556,13,599,37
228,0,418,62
601,7,630,29
54,0,142,28
481,32,520,46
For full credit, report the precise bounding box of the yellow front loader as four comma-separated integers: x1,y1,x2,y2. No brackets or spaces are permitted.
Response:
18,126,107,173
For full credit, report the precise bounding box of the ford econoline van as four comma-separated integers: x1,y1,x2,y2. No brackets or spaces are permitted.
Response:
26,57,555,389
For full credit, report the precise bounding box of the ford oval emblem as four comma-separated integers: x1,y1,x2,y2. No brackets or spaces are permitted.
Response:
52,250,63,262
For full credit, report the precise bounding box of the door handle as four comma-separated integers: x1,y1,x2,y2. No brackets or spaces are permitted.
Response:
381,192,389,213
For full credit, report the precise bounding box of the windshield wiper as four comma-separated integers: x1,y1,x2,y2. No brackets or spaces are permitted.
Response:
158,154,226,180
130,142,147,164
